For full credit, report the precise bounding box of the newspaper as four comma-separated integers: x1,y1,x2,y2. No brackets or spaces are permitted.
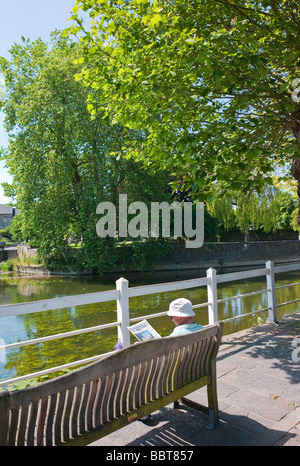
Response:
127,319,161,342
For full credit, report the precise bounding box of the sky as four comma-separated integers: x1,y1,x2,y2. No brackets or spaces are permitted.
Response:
0,0,85,204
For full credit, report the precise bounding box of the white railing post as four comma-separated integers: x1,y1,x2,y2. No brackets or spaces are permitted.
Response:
206,267,218,325
266,260,277,323
116,277,131,348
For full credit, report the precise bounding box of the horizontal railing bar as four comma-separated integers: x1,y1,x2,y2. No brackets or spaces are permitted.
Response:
0,321,120,351
222,307,270,323
275,281,300,290
130,311,168,323
192,302,210,309
217,289,268,304
129,302,210,323
274,263,300,274
216,268,267,284
275,298,300,308
128,277,210,298
0,350,115,388
0,289,119,318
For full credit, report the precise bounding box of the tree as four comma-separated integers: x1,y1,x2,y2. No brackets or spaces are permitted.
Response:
68,0,300,212
207,184,282,241
274,176,299,231
0,80,4,102
0,33,172,272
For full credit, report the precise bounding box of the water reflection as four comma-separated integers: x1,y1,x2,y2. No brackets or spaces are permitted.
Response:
0,271,300,385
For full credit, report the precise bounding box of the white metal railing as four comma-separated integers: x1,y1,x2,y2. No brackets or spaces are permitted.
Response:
1,259,300,387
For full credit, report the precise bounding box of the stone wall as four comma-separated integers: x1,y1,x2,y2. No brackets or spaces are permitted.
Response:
0,205,20,230
7,240,300,276
0,214,13,230
153,240,300,273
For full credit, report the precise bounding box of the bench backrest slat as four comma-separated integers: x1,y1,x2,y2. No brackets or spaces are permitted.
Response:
0,323,223,446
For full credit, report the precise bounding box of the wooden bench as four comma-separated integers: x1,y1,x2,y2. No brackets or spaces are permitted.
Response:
0,322,223,446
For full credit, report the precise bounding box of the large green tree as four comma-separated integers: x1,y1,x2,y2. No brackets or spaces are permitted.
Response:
206,183,292,241
68,0,300,214
0,33,172,272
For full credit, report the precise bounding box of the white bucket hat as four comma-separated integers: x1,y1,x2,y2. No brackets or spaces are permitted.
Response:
167,298,195,317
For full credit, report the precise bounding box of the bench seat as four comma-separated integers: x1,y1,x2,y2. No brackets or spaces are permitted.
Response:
0,322,223,446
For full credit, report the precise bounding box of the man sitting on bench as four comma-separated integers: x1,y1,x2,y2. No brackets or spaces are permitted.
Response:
167,298,203,336
141,298,203,424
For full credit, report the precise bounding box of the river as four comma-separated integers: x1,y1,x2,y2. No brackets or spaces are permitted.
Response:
1,269,300,387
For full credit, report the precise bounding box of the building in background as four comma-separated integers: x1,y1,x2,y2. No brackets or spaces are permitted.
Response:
0,204,19,230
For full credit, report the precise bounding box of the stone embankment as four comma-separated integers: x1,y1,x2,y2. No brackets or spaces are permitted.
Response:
2,240,300,276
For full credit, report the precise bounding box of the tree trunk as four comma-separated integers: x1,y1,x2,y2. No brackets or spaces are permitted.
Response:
291,158,300,226
244,232,250,242
290,106,300,226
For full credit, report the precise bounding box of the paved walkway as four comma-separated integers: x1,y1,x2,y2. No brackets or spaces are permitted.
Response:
90,312,300,447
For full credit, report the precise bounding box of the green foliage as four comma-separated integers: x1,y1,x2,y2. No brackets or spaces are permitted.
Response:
0,32,173,273
0,226,12,241
206,182,296,240
68,0,300,201
119,238,173,272
0,260,12,271
276,191,297,230
203,206,219,241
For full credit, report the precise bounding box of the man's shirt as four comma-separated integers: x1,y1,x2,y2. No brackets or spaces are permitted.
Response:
169,322,203,337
